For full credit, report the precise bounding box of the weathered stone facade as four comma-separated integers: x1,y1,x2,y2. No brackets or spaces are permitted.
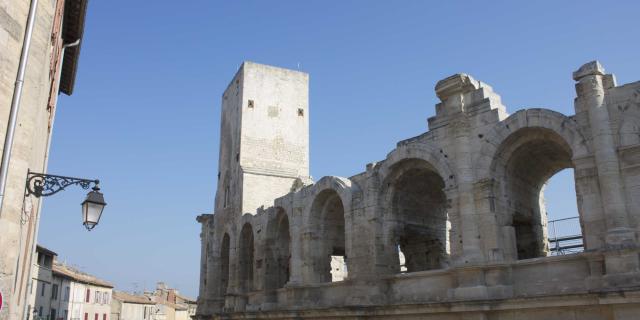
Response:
0,1,88,319
196,61,640,319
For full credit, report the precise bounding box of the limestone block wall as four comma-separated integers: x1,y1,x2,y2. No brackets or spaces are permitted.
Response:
0,1,65,319
197,61,640,319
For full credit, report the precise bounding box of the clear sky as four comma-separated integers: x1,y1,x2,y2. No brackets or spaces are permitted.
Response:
39,1,640,298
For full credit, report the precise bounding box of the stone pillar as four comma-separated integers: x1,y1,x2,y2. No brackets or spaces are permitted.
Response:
573,156,606,251
574,62,634,243
205,229,223,312
435,74,485,265
473,179,504,262
196,214,223,315
287,206,304,285
574,61,639,277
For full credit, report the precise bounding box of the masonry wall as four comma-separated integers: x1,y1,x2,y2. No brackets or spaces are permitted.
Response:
197,61,640,319
0,1,65,319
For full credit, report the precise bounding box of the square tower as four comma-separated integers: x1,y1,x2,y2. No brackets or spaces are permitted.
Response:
215,62,309,215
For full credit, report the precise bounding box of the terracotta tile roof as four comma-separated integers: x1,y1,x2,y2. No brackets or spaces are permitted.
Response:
52,262,113,288
175,292,196,304
113,291,155,305
161,301,188,311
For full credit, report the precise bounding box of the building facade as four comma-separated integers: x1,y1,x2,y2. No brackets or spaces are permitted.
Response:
0,1,89,319
26,252,113,320
196,61,640,319
149,283,195,320
26,246,57,320
111,291,155,320
51,262,113,320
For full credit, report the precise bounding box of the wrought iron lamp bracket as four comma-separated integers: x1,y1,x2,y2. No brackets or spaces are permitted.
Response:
25,170,99,198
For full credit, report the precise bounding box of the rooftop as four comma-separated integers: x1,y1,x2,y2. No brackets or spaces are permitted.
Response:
53,262,113,288
36,245,57,256
113,291,154,305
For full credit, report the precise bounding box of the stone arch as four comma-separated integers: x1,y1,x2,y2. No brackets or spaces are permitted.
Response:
479,109,590,260
475,109,590,180
378,157,451,274
265,207,291,292
238,223,255,292
220,233,231,296
302,176,355,283
378,143,457,190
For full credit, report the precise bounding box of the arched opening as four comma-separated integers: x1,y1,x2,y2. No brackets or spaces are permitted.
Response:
386,159,449,273
238,224,254,292
544,169,583,255
494,127,577,260
220,233,230,296
266,209,291,290
309,189,347,283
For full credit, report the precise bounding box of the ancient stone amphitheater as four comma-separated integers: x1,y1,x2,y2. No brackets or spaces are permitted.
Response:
195,61,640,320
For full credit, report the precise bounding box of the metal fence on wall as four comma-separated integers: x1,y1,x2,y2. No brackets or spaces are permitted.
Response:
547,216,583,255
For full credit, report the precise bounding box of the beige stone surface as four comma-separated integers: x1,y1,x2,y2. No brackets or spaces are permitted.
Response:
196,61,640,319
0,1,61,319
0,0,87,319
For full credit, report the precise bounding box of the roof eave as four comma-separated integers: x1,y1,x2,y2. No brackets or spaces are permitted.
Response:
60,0,89,96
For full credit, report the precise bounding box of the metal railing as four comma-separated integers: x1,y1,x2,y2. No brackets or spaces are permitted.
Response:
547,216,583,255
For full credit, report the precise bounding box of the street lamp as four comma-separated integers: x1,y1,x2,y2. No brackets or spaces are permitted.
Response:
81,185,106,230
25,170,107,231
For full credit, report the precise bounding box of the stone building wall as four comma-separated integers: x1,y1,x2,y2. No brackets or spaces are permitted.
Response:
0,1,87,319
1,1,58,319
196,61,640,319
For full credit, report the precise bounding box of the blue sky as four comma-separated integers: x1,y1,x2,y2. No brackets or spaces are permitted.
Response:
39,1,640,298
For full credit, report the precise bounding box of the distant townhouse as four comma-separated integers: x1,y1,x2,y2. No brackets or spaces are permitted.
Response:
28,247,114,320
27,245,57,320
51,263,113,320
147,283,195,320
110,291,155,320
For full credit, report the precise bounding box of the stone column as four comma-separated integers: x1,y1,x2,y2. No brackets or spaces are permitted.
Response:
287,206,304,285
435,74,484,265
574,61,635,245
196,214,222,315
573,156,606,251
574,61,639,277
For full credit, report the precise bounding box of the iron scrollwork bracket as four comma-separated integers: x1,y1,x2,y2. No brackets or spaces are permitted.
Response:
25,170,99,198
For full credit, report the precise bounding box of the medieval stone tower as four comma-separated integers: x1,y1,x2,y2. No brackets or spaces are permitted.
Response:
215,61,310,217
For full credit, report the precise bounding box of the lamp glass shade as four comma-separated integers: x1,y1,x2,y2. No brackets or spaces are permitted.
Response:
81,188,106,230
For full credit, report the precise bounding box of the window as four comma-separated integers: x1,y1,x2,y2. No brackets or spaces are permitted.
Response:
84,313,88,320
50,308,56,320
64,286,70,301
41,282,46,297
44,254,53,268
104,292,110,304
39,306,43,316
94,313,98,320
103,314,107,320
85,289,90,303
223,185,229,208
64,310,68,320
248,99,254,108
95,291,100,304
52,284,58,300
298,108,304,117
